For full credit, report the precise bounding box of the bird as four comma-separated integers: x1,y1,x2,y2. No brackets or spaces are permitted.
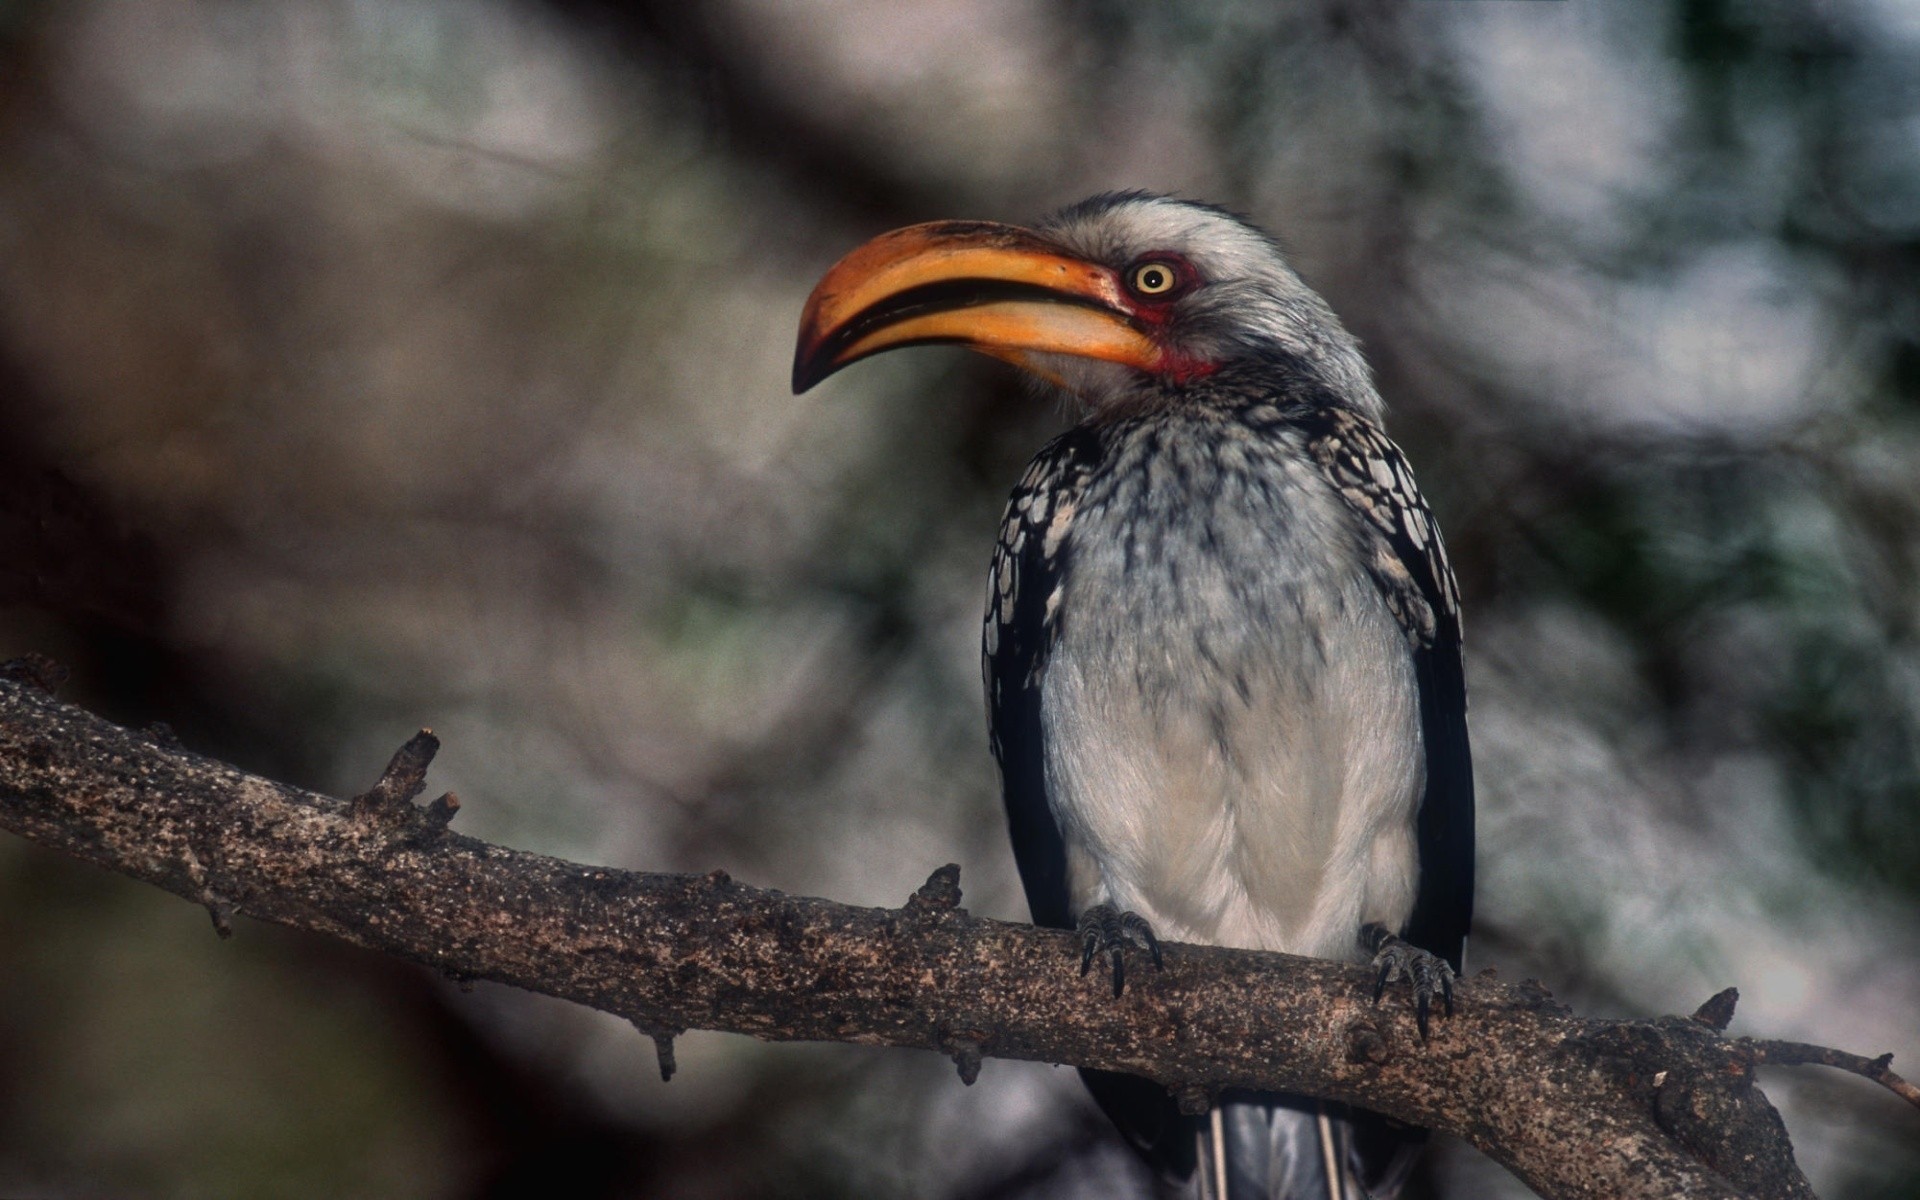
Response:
792,192,1473,1200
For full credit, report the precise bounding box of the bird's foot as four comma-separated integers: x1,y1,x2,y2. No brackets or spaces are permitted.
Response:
1361,922,1454,1039
1077,904,1162,998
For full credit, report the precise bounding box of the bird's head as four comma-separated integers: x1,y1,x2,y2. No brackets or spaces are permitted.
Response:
793,191,1381,418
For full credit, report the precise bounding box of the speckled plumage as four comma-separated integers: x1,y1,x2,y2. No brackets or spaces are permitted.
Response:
980,196,1473,1200
984,358,1470,977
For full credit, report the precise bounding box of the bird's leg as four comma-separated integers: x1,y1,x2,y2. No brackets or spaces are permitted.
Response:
1360,923,1455,1039
1077,904,1163,998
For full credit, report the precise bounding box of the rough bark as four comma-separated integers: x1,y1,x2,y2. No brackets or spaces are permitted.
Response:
0,669,1911,1200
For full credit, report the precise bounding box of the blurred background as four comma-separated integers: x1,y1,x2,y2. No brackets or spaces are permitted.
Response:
0,0,1916,1196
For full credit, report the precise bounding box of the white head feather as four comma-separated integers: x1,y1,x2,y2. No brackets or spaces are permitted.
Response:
1034,192,1386,421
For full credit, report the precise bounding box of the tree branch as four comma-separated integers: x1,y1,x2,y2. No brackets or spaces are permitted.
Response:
1747,1040,1920,1110
0,667,1910,1200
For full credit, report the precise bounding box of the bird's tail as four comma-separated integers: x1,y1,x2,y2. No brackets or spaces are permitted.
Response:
1077,1070,1422,1200
1195,1096,1421,1200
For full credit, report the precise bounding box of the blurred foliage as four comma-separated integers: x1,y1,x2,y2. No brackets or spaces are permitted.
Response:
1,1,1917,1197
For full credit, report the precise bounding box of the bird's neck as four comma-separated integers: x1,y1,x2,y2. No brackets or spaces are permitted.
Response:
1073,351,1385,430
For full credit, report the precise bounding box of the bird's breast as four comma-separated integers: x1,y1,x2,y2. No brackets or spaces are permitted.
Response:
1070,418,1360,693
1038,411,1422,957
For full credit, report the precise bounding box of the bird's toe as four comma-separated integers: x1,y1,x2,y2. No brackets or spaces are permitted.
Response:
1077,904,1163,997
1361,922,1456,1039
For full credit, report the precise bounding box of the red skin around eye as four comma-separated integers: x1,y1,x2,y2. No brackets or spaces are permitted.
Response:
1122,252,1202,319
1119,253,1215,382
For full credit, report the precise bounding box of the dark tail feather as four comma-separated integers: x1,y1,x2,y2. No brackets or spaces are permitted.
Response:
1219,1097,1335,1199
1208,1096,1424,1200
1082,1071,1424,1200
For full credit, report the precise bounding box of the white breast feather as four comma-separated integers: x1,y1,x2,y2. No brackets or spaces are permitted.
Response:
1039,417,1422,961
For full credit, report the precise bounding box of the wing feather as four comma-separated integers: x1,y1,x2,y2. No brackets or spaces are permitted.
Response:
983,427,1101,931
1304,408,1475,972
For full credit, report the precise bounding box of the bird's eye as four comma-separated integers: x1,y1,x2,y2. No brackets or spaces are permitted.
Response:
1127,260,1182,297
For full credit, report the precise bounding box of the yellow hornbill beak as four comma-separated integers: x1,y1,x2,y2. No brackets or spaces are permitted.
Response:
791,220,1164,393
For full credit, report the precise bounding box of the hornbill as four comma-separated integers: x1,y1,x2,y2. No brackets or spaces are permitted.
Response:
793,192,1473,1200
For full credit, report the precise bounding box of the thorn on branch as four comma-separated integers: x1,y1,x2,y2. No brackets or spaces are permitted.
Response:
0,654,68,694
180,844,234,939
1690,987,1739,1031
939,1022,989,1085
949,1039,983,1086
1514,978,1569,1015
424,792,460,828
349,729,440,821
632,1021,683,1082
908,863,964,915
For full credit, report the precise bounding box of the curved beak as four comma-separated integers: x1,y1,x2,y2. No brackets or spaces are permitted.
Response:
791,220,1161,393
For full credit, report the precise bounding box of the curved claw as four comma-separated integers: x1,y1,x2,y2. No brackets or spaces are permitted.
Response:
1077,904,1163,997
1361,922,1457,1041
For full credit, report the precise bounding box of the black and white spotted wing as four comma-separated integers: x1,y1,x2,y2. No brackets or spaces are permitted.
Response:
982,426,1102,933
1303,407,1475,974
